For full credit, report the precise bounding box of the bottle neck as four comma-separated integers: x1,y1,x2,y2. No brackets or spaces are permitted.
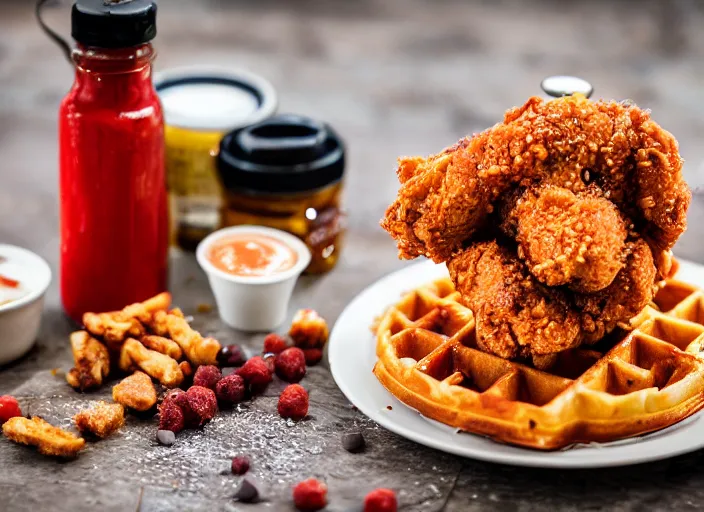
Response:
72,43,156,102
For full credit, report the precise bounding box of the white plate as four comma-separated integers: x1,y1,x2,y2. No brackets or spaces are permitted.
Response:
329,258,704,468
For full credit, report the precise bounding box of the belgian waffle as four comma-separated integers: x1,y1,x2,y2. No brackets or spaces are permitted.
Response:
373,276,704,450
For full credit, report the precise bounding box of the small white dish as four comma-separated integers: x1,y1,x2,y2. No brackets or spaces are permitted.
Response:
0,244,51,365
196,225,311,332
329,258,704,468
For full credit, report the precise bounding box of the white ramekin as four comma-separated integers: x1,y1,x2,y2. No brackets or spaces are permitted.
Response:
0,244,52,365
196,225,311,332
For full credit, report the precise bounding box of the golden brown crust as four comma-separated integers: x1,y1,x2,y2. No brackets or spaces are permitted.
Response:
149,310,220,366
66,331,110,391
373,277,704,449
448,240,581,366
82,292,171,345
381,94,690,263
289,309,329,349
140,335,183,360
2,416,85,457
74,401,125,438
119,338,183,388
112,371,157,412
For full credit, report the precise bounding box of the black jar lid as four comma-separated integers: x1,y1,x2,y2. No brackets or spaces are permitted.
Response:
218,114,345,194
72,0,157,48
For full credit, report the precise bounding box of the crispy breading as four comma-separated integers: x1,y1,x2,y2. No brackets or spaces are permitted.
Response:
74,401,125,438
289,309,329,349
66,331,110,391
2,416,85,457
82,292,171,344
500,185,628,293
119,338,183,388
149,310,220,366
381,94,690,263
179,360,193,379
112,371,157,411
448,240,582,367
141,335,183,360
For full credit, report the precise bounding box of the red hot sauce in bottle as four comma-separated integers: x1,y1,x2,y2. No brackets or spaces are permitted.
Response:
59,1,167,322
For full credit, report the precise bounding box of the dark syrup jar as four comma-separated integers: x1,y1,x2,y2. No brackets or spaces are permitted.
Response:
217,115,346,274
58,0,168,322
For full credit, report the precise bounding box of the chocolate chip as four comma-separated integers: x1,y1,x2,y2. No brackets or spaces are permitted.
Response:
234,477,261,503
219,344,246,367
341,432,365,453
156,429,176,446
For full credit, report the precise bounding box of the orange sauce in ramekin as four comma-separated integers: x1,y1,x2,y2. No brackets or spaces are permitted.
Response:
208,234,298,277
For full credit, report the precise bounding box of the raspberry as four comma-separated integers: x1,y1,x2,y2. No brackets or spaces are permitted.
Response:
263,333,288,354
216,374,246,406
278,384,308,420
193,365,222,390
275,347,306,383
238,356,273,393
218,344,247,367
303,349,323,366
158,400,185,434
186,386,218,425
364,488,397,512
0,396,21,424
231,455,250,475
292,478,327,511
163,388,199,427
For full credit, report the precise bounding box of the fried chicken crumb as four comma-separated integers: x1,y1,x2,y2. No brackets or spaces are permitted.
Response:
2,416,85,457
74,401,125,438
112,371,157,412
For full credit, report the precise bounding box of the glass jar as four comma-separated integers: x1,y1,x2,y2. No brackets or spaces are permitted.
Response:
217,115,346,274
154,68,277,250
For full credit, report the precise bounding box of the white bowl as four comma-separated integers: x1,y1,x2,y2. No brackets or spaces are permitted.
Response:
196,226,311,332
0,245,51,365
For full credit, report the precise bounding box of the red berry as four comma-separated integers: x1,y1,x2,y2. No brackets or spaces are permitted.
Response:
231,455,250,475
216,374,246,406
0,396,22,424
278,384,309,420
293,478,327,511
163,388,199,428
186,386,218,425
263,333,288,354
193,365,222,390
303,349,323,366
275,347,306,383
218,344,247,367
364,488,397,512
158,399,185,434
238,356,273,393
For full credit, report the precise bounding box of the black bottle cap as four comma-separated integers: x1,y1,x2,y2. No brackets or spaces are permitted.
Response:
72,0,157,48
218,114,345,194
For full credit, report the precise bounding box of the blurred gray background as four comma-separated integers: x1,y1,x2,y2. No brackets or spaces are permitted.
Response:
1,0,703,266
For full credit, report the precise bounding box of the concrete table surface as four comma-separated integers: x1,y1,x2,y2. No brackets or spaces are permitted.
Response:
1,0,704,510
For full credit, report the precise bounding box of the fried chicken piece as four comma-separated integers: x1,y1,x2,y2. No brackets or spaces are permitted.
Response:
112,371,157,411
66,331,110,391
140,335,183,360
149,310,220,366
381,94,689,263
3,416,85,457
119,338,184,388
448,240,582,367
289,309,329,349
575,238,658,343
500,185,628,293
74,401,125,438
82,292,171,345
